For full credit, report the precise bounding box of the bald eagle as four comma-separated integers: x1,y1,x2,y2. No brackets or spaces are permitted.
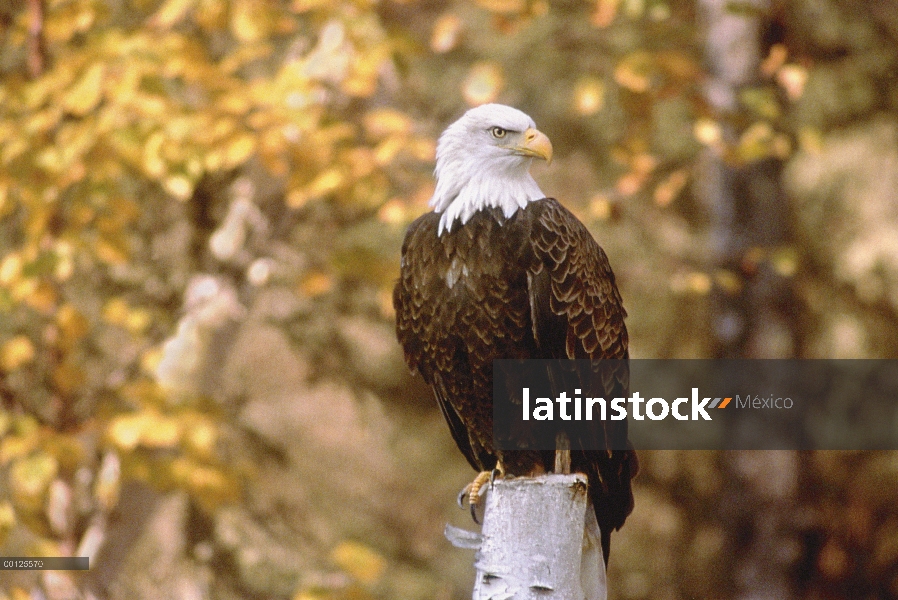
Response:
393,104,637,563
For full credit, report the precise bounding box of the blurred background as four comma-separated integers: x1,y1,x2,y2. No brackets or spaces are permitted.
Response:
1,0,897,598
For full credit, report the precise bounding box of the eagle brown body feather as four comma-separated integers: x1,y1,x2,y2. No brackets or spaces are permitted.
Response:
393,197,637,561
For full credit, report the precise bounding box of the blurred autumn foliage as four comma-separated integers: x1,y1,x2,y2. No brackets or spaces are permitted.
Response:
1,0,897,599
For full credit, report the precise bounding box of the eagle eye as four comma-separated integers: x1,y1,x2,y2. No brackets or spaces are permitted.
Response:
489,126,508,139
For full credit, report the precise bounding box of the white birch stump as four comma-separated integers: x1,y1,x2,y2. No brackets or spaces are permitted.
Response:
446,474,606,600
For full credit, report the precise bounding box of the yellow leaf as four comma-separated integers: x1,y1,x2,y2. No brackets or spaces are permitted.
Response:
693,118,722,146
164,175,194,200
591,0,620,27
614,51,653,93
777,64,808,101
150,0,198,28
36,147,64,173
290,0,331,12
342,50,381,98
44,434,86,473
2,137,29,164
54,241,75,280
363,109,412,138
653,169,689,207
373,136,403,166
771,133,791,159
126,309,152,334
760,43,788,77
103,297,130,326
45,2,95,43
377,199,406,225
132,93,168,117
408,138,436,162
0,253,23,285
25,107,63,135
431,14,463,53
10,453,59,512
109,196,141,224
797,126,824,155
299,271,333,297
292,592,329,600
307,169,344,197
223,134,256,169
95,237,130,265
231,0,268,42
463,62,504,106
1,336,35,371
378,288,394,320
139,413,182,448
185,420,217,459
286,189,310,209
0,501,15,546
771,247,799,277
670,271,712,295
0,435,39,466
220,44,274,75
588,194,613,220
713,269,743,295
108,411,181,450
172,459,234,503
53,361,85,395
345,147,376,179
10,415,38,439
56,305,89,347
196,0,227,30
211,117,238,139
107,414,143,451
204,150,224,172
142,347,164,375
573,77,605,115
615,171,644,196
740,87,781,120
475,0,525,13
11,277,38,303
24,281,56,314
303,20,349,81
737,121,775,162
633,154,658,175
143,132,167,178
330,541,386,585
62,64,105,117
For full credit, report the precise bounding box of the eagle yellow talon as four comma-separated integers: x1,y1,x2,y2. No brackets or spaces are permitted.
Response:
458,464,506,523
468,470,492,507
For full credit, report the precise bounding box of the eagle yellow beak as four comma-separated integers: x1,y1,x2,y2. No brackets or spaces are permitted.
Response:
514,127,553,164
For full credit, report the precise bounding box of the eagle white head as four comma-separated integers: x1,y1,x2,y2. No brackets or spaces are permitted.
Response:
429,104,553,235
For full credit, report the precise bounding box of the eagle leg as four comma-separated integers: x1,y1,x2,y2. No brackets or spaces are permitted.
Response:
457,463,506,523
554,431,571,474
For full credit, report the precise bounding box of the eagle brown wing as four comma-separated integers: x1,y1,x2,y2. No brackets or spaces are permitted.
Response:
394,200,636,562
525,198,638,561
393,210,509,473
